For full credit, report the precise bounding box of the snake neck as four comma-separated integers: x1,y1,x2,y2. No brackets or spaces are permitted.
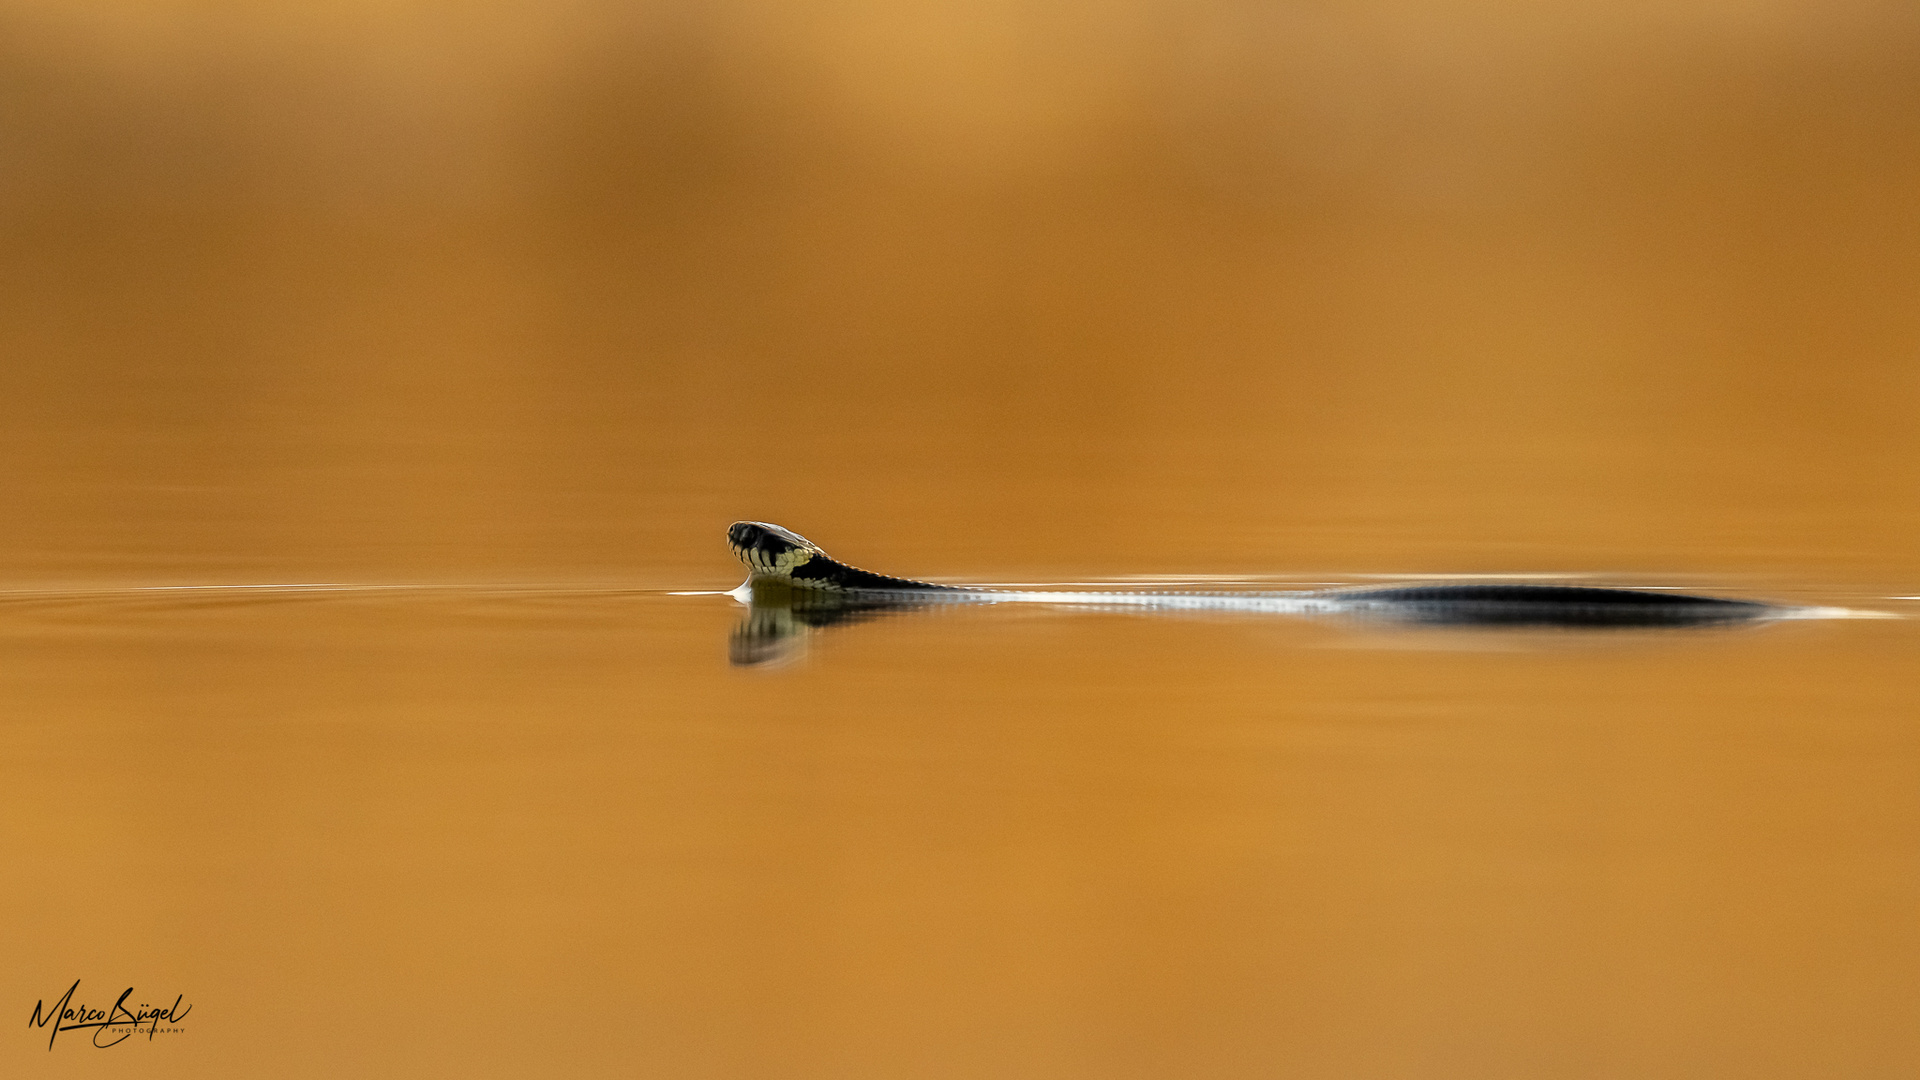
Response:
779,553,957,592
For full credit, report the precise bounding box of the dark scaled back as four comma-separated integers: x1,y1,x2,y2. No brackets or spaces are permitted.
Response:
1334,583,1773,627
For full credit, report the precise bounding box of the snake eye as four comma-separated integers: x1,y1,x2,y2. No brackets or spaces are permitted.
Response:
728,522,760,548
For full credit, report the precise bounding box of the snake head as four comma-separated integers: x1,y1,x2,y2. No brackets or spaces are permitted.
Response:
728,521,827,580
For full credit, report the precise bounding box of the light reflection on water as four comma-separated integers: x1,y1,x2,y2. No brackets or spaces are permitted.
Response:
719,570,1895,670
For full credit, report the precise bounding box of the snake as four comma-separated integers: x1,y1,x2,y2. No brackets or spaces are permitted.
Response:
725,520,1805,624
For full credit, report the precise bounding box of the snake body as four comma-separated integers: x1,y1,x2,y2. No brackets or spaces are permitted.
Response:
726,520,1779,626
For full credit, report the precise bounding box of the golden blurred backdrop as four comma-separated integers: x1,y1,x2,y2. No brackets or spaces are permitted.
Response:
2,0,1917,584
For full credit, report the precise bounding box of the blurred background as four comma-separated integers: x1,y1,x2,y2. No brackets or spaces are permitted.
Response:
7,4,1920,1080
3,0,1917,586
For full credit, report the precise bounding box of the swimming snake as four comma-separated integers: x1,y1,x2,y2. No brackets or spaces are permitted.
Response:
725,520,1811,666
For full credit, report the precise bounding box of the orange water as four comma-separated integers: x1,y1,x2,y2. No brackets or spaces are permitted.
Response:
3,3,1919,1076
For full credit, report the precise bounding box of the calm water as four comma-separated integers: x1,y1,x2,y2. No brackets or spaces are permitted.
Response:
4,2,1920,1076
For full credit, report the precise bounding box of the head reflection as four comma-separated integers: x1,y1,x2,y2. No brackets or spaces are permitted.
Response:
728,580,948,668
